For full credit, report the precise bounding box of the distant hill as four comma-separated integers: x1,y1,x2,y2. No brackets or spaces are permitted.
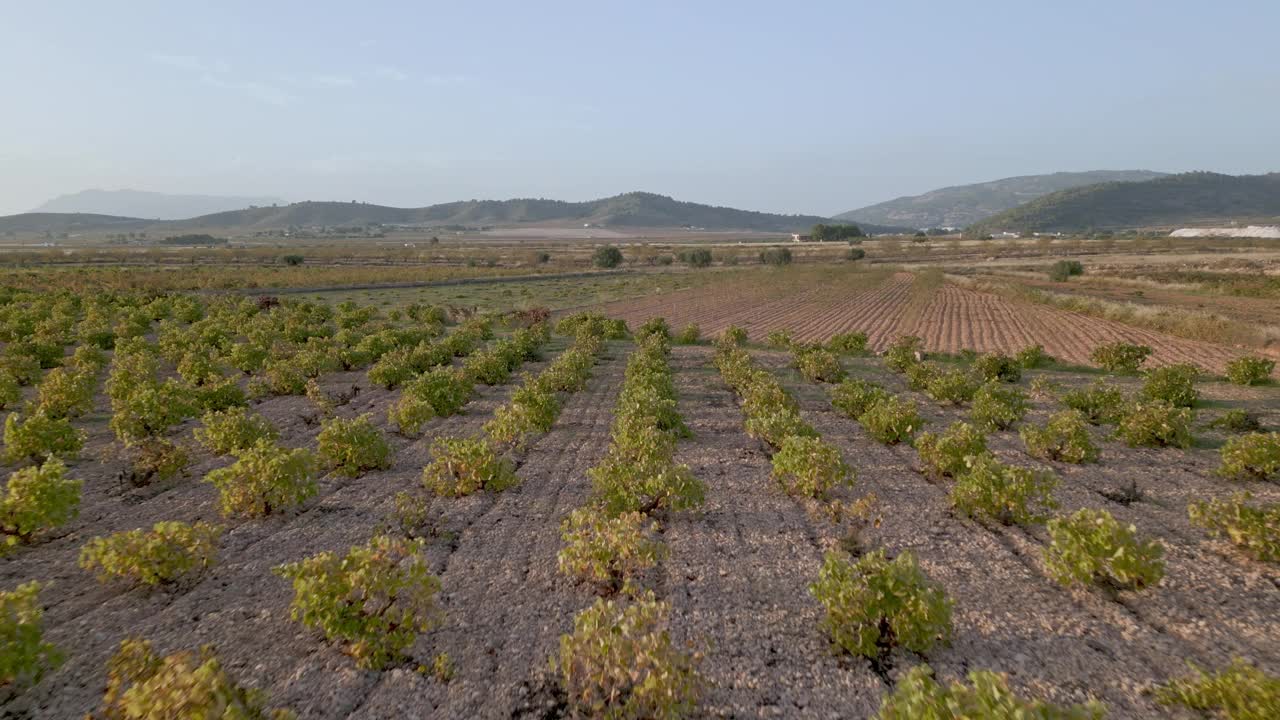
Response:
968,172,1280,234
0,212,149,234
33,189,285,220
3,192,909,235
835,170,1167,228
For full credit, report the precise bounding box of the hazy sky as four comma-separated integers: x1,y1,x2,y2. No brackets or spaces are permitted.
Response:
2,1,1277,216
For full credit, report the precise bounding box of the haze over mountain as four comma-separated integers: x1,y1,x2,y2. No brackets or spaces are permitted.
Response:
33,189,286,220
835,171,1168,229
3,192,906,235
968,172,1280,234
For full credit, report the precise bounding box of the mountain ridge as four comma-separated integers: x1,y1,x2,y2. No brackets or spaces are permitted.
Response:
33,189,286,220
836,170,1168,228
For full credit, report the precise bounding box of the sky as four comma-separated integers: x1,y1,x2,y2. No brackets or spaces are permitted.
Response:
2,0,1278,217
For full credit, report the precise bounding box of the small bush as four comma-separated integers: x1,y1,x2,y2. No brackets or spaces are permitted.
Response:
766,329,793,350
1115,402,1194,449
951,454,1059,526
675,324,701,345
422,436,517,497
1156,658,1279,720
1141,363,1200,407
771,436,854,500
884,335,924,373
34,367,96,419
1090,342,1152,373
204,440,318,518
79,521,222,587
831,379,889,419
2,411,85,464
275,535,441,670
405,367,473,417
316,414,392,477
1021,410,1098,463
590,445,705,517
916,422,988,479
743,407,815,449
120,438,190,487
0,582,62,687
0,372,20,410
1,459,80,553
904,361,941,392
678,248,713,268
827,331,868,355
557,508,664,594
973,353,1021,383
1047,259,1085,282
558,593,701,720
194,407,278,455
1208,409,1262,434
718,325,748,347
1225,356,1275,386
1044,508,1164,591
1189,493,1278,562
483,382,561,449
759,247,792,266
859,396,924,445
1015,343,1054,369
794,348,846,383
876,664,1105,720
846,247,866,262
636,317,672,342
1217,432,1280,482
925,368,981,406
593,245,624,268
1060,382,1126,425
969,383,1028,431
810,549,952,660
387,394,435,437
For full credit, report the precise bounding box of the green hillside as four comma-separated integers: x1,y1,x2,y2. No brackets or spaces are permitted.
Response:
967,172,1280,234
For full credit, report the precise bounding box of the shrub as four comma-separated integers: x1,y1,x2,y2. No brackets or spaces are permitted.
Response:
367,348,417,389
0,372,20,410
3,411,84,464
744,408,815,449
1044,508,1164,591
194,407,278,456
884,335,924,373
678,248,713,268
1090,342,1152,373
79,521,222,587
925,368,981,405
483,382,560,449
1115,402,1193,449
1141,363,1200,407
422,436,517,497
0,582,62,687
1208,409,1262,433
34,367,96,419
590,443,705,517
675,324,701,345
1021,410,1098,463
557,508,664,594
204,440,318,518
1225,356,1275,386
973,353,1021,383
771,435,854,500
859,396,924,445
846,247,866,261
405,367,473,417
558,593,701,720
593,245,624,268
876,664,1105,720
1217,432,1280,482
916,422,987,479
1189,493,1278,562
970,383,1028,431
1047,259,1085,282
1061,382,1126,425
636,317,671,342
387,394,435,437
719,325,748,347
831,379,889,419
904,361,940,392
275,535,440,670
810,549,952,660
1156,658,1279,720
759,247,792,266
1015,343,1054,369
951,454,1059,526
766,330,793,350
827,331,868,355
794,348,846,383
316,414,392,477
1,459,80,553
120,438,190,487
109,380,198,444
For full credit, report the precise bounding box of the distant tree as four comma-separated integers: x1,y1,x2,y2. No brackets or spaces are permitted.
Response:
811,223,865,242
846,248,866,262
677,248,713,268
593,245,623,269
282,255,305,266
759,247,793,266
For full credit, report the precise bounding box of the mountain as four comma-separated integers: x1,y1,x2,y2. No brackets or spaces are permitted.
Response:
835,170,1168,229
4,192,900,235
32,189,285,220
968,172,1280,234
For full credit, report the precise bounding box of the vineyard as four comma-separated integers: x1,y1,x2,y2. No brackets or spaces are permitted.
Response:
1,278,1279,719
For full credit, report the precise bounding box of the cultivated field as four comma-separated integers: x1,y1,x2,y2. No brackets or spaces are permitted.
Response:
2,244,1279,719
